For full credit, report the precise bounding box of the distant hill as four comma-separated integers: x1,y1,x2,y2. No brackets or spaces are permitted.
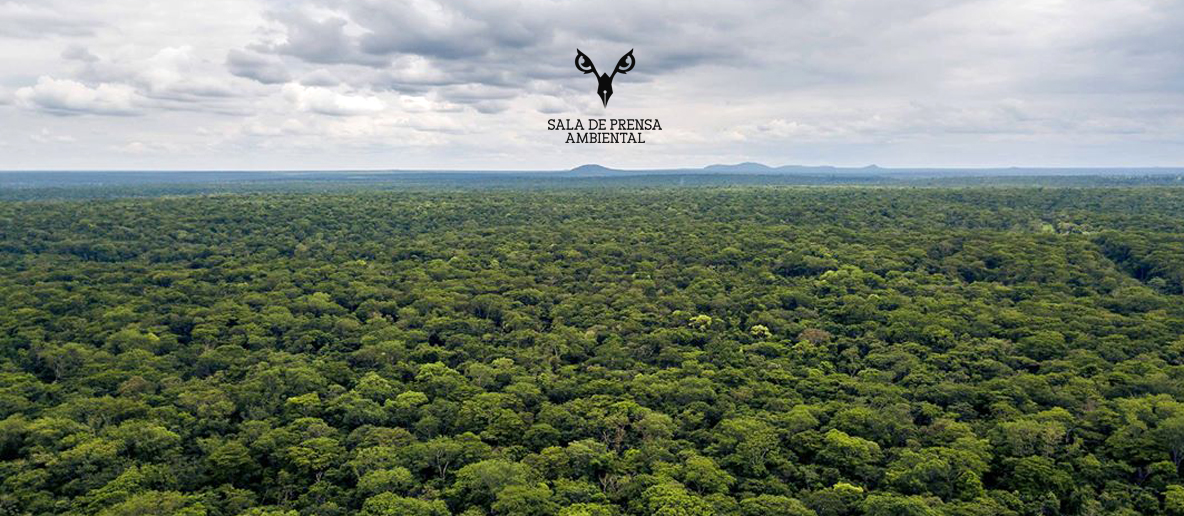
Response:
568,164,619,176
565,163,1184,178
703,162,776,173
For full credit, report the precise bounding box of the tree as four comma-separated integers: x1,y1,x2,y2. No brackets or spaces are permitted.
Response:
712,418,781,475
357,468,414,497
862,494,941,516
818,430,882,482
400,434,491,483
1156,416,1184,467
492,483,559,516
449,459,533,509
643,482,714,516
739,495,815,516
804,483,865,516
1016,331,1067,361
1166,485,1184,516
201,438,255,483
558,503,617,516
676,455,734,495
96,491,207,516
285,437,343,482
1003,456,1072,506
361,493,450,516
885,444,989,501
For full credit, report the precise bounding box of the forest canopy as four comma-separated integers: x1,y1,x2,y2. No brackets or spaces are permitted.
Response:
2,186,1184,515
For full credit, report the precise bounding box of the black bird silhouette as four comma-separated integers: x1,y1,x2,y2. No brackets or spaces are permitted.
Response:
575,49,634,107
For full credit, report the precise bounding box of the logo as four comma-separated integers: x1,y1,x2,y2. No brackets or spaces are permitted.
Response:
548,47,660,143
575,49,634,107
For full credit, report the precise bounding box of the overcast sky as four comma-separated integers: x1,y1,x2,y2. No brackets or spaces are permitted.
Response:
1,0,1182,170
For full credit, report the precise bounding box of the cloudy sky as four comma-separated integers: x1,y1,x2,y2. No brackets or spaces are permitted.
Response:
1,0,1182,170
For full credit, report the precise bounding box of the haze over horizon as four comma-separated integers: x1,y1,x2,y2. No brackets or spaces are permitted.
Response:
6,161,1184,173
4,162,1184,176
2,0,1183,170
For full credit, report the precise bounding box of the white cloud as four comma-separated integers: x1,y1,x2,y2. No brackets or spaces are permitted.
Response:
134,46,236,99
281,83,386,116
15,76,142,116
300,69,340,87
30,128,75,143
241,118,308,137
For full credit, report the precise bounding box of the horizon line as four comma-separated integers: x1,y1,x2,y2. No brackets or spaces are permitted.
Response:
3,164,1184,174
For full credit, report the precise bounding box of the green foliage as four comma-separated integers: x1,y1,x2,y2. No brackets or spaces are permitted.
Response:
95,490,206,516
361,493,450,516
861,493,940,516
1167,485,1184,516
642,482,714,516
674,455,734,495
1,187,1184,515
739,494,815,516
558,503,617,516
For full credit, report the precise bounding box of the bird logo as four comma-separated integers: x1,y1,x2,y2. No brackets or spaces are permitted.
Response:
574,49,635,108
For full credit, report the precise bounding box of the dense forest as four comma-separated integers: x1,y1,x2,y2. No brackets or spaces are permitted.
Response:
2,186,1184,516
3,171,1183,201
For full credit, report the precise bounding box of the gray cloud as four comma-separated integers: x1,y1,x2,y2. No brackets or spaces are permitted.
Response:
349,0,541,59
300,69,341,87
61,44,99,63
244,0,766,104
0,2,99,38
260,9,387,66
227,49,291,84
